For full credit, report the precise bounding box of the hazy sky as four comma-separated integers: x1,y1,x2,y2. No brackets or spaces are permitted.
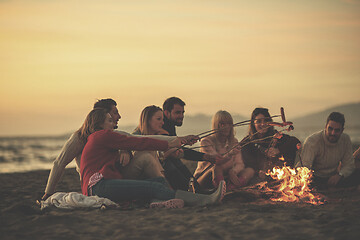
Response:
1,0,359,136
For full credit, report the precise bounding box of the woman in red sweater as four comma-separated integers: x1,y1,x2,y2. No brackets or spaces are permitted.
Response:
80,108,226,208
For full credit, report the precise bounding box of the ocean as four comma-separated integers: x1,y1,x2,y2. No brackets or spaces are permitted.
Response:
0,134,76,174
1,129,359,174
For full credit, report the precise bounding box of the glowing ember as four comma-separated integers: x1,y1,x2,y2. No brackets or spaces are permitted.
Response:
262,165,325,205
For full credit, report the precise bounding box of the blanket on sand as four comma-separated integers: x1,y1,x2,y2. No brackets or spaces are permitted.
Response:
40,192,118,210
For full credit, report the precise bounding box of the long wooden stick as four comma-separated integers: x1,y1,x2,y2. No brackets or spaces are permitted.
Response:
193,108,293,181
178,115,282,150
222,125,293,156
186,145,213,150
193,135,278,181
196,114,281,139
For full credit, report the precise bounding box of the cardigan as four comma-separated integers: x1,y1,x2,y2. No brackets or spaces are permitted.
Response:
194,134,245,178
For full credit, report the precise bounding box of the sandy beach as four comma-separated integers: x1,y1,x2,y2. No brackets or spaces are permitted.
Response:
0,167,359,240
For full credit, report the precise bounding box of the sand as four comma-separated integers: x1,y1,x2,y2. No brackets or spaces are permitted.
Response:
0,168,359,240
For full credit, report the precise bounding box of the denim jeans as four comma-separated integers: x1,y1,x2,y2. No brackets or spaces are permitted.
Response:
91,177,176,203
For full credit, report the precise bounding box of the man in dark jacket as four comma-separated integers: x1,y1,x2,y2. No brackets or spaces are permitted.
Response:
162,97,219,191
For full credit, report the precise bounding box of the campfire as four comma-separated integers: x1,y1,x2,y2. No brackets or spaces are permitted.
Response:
259,165,325,205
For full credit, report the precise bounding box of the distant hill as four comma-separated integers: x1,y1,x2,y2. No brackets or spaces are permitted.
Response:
291,102,360,143
292,102,360,130
180,102,360,135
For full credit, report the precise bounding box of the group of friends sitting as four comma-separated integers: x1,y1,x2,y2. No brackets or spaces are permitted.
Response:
41,97,360,209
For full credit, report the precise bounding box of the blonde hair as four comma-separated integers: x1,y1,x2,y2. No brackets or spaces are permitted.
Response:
76,108,108,143
212,110,236,145
135,105,163,135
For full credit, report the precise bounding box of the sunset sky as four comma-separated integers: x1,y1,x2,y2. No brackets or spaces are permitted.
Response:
0,0,359,136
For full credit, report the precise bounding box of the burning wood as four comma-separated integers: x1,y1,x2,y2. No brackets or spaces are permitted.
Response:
261,166,325,205
227,166,326,205
265,166,324,205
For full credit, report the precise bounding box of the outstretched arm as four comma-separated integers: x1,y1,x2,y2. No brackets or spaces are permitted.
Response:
98,130,171,152
115,129,177,142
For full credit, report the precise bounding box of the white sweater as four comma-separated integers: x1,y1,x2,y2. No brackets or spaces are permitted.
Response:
295,130,355,178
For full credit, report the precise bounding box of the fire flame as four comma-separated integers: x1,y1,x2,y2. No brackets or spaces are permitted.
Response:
263,165,325,205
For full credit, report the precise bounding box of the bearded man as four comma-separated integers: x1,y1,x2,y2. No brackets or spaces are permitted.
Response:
296,112,359,189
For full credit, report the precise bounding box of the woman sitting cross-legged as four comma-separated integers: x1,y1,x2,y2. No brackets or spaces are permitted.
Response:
194,110,255,191
79,108,226,208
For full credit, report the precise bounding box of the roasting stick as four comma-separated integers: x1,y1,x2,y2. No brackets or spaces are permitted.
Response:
178,115,282,150
197,115,281,140
194,134,275,179
194,128,291,182
183,108,286,149
193,107,295,186
222,133,275,156
186,145,213,150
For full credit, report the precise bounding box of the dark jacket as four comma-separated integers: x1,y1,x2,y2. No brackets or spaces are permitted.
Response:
241,133,300,172
162,115,205,161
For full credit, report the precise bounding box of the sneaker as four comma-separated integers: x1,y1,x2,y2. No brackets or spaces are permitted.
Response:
149,199,184,209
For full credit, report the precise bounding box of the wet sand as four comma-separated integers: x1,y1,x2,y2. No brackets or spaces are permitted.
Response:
1,168,359,240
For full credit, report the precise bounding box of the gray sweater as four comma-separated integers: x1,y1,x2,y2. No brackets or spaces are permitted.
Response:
295,130,355,178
